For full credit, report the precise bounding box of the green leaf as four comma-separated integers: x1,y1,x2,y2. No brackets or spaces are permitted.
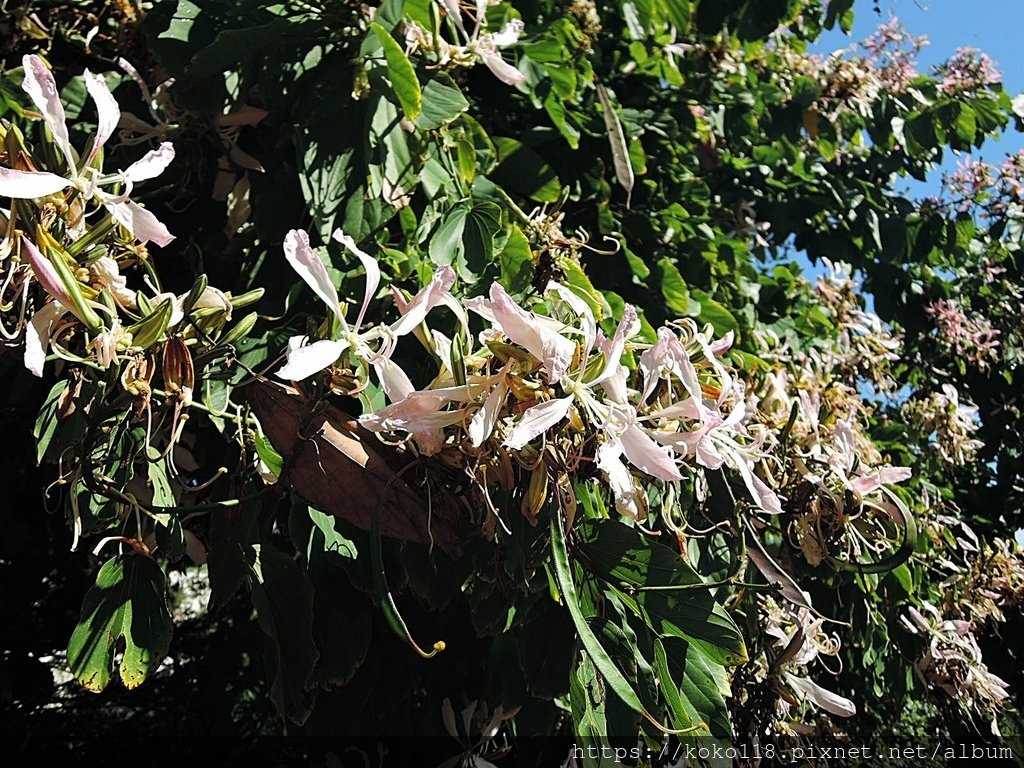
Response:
464,202,502,275
413,72,469,130
34,381,67,465
491,138,562,203
307,507,358,560
254,432,284,480
429,205,467,270
955,104,977,144
575,519,747,665
67,555,172,692
499,224,533,293
246,544,319,724
570,655,608,764
371,22,421,120
550,515,650,719
188,19,320,77
657,636,732,741
690,289,739,336
658,258,700,316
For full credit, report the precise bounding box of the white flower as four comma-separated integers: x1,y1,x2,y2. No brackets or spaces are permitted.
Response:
0,55,175,246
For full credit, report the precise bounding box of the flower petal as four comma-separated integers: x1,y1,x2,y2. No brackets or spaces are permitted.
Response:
490,20,525,48
373,358,415,403
22,55,75,172
333,229,379,330
597,440,644,521
275,338,347,381
785,674,857,717
619,423,681,481
389,265,456,337
547,282,596,359
22,236,72,308
469,368,510,447
480,51,525,86
503,396,573,450
24,301,68,377
83,70,121,163
732,454,783,515
489,283,574,383
0,167,71,198
284,229,343,324
106,200,175,247
593,304,638,385
851,466,912,496
123,142,175,183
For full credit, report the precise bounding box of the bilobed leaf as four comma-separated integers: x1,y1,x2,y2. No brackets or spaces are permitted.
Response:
575,519,746,665
67,555,173,692
414,72,469,130
657,636,732,742
188,19,320,77
247,543,319,724
491,138,562,203
371,22,421,120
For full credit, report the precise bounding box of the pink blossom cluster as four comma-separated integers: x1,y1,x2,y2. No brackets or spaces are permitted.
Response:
860,17,927,93
276,230,785,521
942,157,995,214
935,152,1024,219
934,47,1002,96
925,297,1001,370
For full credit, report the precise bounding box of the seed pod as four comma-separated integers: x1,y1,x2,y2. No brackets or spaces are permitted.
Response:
127,296,174,349
218,311,258,348
595,81,634,208
228,287,265,308
521,464,549,524
162,336,194,408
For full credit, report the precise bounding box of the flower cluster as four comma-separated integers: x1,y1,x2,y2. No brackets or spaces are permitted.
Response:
752,263,911,567
924,297,1001,371
935,152,1024,219
934,47,1002,96
901,384,984,469
860,17,927,93
901,602,1010,731
402,0,526,86
0,56,255,457
277,229,784,523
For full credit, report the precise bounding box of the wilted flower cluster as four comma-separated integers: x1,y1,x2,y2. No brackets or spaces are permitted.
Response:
901,383,984,469
901,601,1010,731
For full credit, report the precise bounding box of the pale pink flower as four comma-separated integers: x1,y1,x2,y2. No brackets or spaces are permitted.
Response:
0,55,175,246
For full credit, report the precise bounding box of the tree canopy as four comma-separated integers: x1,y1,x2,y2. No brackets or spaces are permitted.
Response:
1,0,1022,763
